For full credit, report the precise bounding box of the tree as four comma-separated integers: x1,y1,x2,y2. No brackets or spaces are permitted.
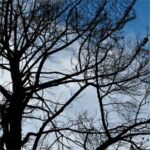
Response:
0,0,149,149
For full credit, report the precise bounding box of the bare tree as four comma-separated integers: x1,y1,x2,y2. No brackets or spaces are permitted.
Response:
0,0,149,150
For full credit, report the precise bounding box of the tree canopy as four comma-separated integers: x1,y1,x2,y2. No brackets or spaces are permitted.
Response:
0,0,149,149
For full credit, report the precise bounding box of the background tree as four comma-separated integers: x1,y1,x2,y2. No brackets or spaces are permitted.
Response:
0,0,149,150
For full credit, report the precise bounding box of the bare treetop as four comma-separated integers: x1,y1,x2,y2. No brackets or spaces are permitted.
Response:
0,0,149,150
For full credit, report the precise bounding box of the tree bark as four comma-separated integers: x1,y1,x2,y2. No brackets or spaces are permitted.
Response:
5,60,24,150
5,101,22,150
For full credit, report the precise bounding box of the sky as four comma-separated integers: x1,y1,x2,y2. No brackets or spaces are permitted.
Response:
71,1,150,149
72,0,150,111
124,0,150,37
0,0,149,149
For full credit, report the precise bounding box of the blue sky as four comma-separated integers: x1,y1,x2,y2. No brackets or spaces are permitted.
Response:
124,0,150,36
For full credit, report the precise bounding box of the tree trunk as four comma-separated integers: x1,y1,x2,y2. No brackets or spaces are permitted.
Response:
4,59,24,150
6,102,22,150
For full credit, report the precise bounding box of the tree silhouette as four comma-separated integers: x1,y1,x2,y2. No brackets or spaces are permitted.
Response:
0,0,149,149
